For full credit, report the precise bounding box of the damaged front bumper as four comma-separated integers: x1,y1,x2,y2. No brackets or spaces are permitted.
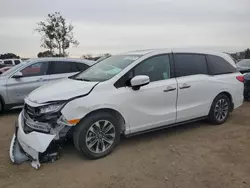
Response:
9,111,68,169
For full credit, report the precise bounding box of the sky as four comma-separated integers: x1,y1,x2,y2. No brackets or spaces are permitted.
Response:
0,0,249,57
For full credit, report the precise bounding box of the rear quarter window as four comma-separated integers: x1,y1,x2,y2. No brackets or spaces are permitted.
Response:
206,55,238,75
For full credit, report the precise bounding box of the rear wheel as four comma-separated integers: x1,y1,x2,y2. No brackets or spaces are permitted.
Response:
73,112,120,159
208,94,230,125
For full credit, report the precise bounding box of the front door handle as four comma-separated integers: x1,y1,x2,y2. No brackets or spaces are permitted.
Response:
179,83,191,89
163,86,176,92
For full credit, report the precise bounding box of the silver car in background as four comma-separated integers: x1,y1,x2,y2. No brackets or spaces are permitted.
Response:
0,58,95,112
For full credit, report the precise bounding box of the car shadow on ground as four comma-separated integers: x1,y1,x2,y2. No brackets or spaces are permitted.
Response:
62,119,210,160
120,120,210,146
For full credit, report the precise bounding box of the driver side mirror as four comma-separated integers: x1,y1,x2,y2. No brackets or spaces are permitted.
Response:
12,71,23,79
130,75,150,90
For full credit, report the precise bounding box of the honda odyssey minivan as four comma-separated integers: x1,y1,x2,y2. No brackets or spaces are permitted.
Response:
10,49,244,168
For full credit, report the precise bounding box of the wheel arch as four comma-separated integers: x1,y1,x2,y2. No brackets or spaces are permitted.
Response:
77,108,127,134
214,91,234,112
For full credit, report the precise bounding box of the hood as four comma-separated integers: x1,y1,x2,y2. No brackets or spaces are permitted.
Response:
28,78,99,104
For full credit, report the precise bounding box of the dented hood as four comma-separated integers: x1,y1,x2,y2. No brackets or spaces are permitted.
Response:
28,78,99,104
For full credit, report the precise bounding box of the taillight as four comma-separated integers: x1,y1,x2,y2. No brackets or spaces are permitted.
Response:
236,75,244,82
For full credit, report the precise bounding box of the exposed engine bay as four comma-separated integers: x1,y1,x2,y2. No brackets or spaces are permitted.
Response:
9,103,73,169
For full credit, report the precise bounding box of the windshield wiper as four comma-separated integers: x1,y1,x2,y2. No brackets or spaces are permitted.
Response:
74,78,91,81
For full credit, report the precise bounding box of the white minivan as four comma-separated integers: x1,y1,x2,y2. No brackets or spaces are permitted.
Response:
10,49,244,168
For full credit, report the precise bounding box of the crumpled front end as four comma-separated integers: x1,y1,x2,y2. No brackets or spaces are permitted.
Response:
10,102,73,169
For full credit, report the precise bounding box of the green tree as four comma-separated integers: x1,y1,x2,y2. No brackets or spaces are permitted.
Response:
36,12,79,56
37,50,53,58
0,53,20,59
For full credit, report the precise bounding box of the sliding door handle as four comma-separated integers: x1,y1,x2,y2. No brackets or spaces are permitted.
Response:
163,86,176,92
179,83,191,89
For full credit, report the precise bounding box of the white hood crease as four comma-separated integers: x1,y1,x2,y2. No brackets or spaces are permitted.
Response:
28,78,99,104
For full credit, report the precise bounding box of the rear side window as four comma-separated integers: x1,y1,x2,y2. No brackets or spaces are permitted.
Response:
14,60,21,65
4,60,13,65
206,55,238,75
174,54,208,77
50,61,76,74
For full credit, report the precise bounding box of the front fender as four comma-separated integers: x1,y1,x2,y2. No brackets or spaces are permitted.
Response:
61,98,130,130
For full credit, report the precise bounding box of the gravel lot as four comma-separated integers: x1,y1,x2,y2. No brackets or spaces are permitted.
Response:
0,103,250,188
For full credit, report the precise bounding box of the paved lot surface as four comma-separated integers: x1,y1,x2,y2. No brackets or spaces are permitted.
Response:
0,103,250,188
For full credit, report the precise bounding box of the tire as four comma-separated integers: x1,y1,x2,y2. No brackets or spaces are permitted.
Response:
208,94,230,125
73,112,120,159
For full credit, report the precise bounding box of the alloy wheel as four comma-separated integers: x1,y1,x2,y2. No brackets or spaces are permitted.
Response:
85,120,116,154
214,99,229,122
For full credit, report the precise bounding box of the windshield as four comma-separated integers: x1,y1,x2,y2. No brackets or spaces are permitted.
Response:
73,55,141,81
1,61,27,76
237,59,250,68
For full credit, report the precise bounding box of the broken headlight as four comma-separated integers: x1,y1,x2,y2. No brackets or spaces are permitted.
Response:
39,103,65,114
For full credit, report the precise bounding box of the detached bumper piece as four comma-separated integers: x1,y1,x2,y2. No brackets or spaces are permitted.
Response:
9,111,69,169
10,133,61,169
9,134,30,164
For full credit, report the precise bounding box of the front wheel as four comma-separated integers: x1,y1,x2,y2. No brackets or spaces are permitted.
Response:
208,94,230,125
73,112,120,159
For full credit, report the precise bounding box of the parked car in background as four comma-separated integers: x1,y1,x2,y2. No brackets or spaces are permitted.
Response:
0,57,95,112
236,59,250,74
243,73,250,100
9,49,244,168
0,59,22,68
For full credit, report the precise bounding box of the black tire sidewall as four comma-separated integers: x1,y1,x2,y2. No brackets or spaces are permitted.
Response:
0,100,3,112
73,112,120,159
209,94,230,125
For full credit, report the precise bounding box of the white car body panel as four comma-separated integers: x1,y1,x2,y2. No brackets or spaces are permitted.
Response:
176,73,243,122
62,78,178,134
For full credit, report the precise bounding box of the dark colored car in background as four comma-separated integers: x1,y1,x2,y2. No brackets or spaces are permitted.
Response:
237,59,250,74
244,73,250,100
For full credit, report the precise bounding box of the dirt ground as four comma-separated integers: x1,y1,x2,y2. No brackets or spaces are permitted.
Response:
0,103,250,188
